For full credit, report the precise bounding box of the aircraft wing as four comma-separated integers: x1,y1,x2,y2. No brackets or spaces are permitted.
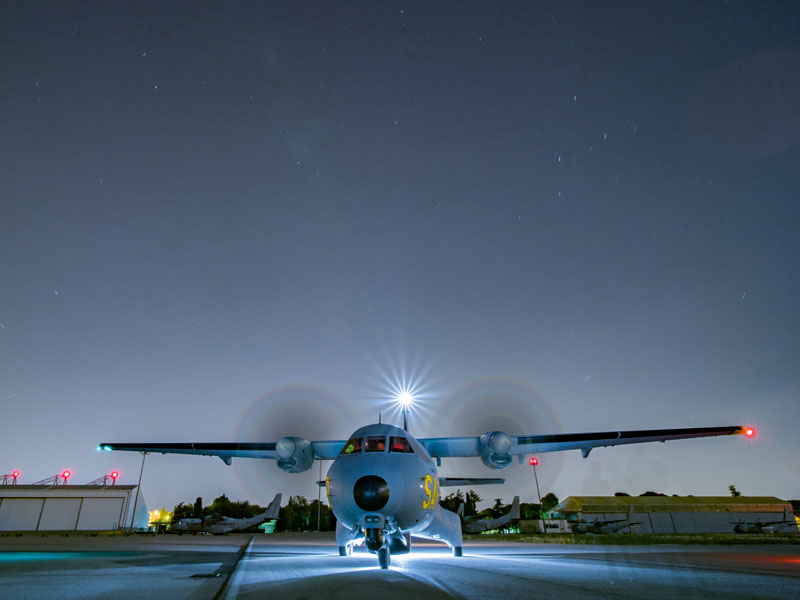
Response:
439,478,505,486
98,442,279,463
97,440,347,463
419,425,747,459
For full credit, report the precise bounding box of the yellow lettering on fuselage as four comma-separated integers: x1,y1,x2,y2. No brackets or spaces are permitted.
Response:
422,473,439,510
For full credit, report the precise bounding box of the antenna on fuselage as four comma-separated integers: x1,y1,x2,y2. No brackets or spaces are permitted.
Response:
396,391,413,432
378,411,382,424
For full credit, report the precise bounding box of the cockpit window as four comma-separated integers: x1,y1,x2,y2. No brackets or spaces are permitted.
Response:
389,436,414,453
365,435,387,452
340,437,363,455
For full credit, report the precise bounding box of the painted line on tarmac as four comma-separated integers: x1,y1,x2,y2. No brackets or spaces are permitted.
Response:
215,536,254,600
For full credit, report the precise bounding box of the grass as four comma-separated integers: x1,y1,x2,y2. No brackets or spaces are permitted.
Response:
465,532,800,545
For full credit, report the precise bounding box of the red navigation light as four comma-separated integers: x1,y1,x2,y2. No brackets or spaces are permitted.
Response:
745,427,756,438
529,457,539,466
110,471,119,479
62,470,71,479
12,470,19,478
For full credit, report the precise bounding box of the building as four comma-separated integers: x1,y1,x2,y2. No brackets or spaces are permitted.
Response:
551,496,799,534
0,485,149,532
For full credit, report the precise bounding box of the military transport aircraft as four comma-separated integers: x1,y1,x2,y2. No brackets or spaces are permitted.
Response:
570,506,641,534
173,493,282,534
99,410,754,569
731,518,795,534
458,495,520,534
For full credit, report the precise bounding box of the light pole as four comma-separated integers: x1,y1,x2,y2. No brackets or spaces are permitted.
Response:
528,457,544,532
129,452,147,533
317,459,322,532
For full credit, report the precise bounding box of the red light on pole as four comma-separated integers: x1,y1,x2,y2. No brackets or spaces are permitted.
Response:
62,470,71,484
110,471,119,485
745,427,756,438
12,470,19,478
528,456,543,530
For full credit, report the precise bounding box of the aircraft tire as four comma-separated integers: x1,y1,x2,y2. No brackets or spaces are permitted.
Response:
378,546,390,569
453,546,462,557
338,545,351,556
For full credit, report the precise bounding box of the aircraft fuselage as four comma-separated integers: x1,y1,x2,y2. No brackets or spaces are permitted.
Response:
325,423,462,565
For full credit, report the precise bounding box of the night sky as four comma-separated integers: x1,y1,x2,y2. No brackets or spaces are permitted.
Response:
2,2,799,511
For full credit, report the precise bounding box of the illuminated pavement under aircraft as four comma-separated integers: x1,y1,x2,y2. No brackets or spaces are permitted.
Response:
99,396,756,569
1,534,799,600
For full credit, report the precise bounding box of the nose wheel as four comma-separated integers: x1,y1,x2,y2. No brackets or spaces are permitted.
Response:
378,545,390,569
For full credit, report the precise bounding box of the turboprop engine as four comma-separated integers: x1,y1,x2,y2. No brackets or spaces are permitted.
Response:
276,436,315,473
479,430,513,469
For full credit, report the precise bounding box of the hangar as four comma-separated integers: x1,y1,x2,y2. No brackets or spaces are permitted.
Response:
552,496,799,534
0,485,149,532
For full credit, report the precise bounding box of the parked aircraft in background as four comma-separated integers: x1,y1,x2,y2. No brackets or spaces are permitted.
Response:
458,496,520,533
99,397,753,568
570,507,641,534
731,518,795,534
173,493,281,534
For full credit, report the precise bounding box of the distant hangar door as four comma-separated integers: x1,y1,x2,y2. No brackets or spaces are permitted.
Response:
38,498,82,530
0,498,44,531
77,497,124,530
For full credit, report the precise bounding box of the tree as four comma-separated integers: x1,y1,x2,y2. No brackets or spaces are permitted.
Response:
439,490,465,514
520,502,541,519
464,490,481,517
193,497,204,519
614,492,630,497
207,494,265,519
541,492,559,513
729,484,742,497
639,491,666,497
171,502,193,524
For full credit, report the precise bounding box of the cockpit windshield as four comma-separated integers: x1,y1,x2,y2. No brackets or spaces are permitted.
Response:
389,436,414,453
340,437,362,455
365,435,387,452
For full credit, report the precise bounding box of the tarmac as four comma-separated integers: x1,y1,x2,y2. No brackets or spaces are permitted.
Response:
1,532,799,599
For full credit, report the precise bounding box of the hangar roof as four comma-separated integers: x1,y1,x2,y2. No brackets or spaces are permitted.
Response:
1,485,138,491
554,496,793,514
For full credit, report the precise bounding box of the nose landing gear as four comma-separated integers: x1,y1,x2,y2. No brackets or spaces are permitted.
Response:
378,545,390,569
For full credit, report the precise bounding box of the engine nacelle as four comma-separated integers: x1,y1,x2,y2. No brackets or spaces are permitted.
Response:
479,430,514,470
275,436,315,473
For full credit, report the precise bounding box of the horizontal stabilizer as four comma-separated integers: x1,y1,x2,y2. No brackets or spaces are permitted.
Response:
439,477,505,486
316,478,507,488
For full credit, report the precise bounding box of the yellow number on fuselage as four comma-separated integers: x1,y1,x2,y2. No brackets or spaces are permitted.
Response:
422,473,439,510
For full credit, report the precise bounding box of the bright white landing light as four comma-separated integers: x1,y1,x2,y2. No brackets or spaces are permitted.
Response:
396,391,414,407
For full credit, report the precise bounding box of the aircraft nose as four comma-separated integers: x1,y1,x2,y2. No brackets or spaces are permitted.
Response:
353,475,389,511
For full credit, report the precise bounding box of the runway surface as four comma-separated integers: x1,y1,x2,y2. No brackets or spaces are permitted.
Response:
1,533,798,599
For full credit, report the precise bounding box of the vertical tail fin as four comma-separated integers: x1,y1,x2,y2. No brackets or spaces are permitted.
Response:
457,503,464,519
510,496,520,520
265,493,282,519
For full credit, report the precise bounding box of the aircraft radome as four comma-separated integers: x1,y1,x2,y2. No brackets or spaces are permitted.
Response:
99,398,755,569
